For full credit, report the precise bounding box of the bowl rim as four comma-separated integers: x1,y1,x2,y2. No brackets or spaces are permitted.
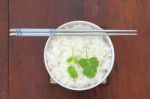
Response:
44,20,115,91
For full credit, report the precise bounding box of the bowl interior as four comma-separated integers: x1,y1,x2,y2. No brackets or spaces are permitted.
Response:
44,21,115,91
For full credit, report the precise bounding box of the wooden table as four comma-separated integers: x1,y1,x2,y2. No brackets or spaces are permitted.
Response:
0,0,150,99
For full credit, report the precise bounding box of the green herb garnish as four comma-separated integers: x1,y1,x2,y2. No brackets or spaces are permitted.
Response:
78,58,88,68
66,48,78,79
66,48,99,79
88,57,99,68
67,57,78,64
66,48,78,64
79,48,99,78
67,66,78,79
83,66,97,78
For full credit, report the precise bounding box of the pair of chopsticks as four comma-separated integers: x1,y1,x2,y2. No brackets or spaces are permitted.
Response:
9,28,137,36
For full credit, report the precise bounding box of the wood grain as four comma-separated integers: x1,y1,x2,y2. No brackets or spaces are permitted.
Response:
0,0,8,99
9,0,150,99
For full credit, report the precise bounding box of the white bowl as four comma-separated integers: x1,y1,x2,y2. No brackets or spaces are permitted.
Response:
44,21,115,91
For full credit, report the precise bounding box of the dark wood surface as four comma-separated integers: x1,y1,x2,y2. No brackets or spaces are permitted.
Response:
0,0,150,99
0,0,8,98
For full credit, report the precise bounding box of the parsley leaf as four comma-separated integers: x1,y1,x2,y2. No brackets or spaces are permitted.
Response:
67,66,78,79
67,57,78,64
78,58,88,68
66,48,78,79
79,58,99,78
88,57,99,68
78,48,99,78
83,67,97,78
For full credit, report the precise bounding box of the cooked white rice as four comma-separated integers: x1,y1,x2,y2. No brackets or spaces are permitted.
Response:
45,23,113,89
